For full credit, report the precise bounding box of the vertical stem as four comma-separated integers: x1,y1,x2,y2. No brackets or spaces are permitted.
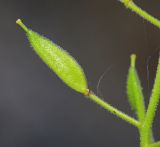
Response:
141,58,160,147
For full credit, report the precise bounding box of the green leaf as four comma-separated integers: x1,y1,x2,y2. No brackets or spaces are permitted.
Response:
16,19,88,94
127,54,145,122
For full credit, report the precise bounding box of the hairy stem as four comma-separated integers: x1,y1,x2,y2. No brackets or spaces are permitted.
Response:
119,0,160,29
87,92,141,128
141,58,160,147
149,141,160,147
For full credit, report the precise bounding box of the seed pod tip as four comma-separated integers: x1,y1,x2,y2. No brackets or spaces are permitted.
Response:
130,54,136,67
16,19,28,32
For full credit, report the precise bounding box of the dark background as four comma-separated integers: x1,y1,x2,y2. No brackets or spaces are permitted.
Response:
0,0,160,146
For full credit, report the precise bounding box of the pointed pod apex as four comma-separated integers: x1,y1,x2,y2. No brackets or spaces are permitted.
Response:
127,53,145,121
16,19,28,32
17,19,88,94
130,54,136,67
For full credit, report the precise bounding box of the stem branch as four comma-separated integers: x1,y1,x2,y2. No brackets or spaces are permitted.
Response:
119,0,160,29
141,59,160,146
87,92,141,128
149,141,160,147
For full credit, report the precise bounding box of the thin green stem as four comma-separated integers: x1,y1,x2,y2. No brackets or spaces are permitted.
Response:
119,0,160,29
87,92,141,128
149,141,160,147
141,58,160,147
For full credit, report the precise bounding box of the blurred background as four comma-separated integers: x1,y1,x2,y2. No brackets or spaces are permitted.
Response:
0,0,160,146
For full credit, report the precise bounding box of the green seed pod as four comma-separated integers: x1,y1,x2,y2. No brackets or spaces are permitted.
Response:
127,54,145,122
16,19,88,94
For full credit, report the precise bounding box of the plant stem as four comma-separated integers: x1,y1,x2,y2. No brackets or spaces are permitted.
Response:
87,92,141,128
119,0,160,29
141,58,160,147
149,141,160,147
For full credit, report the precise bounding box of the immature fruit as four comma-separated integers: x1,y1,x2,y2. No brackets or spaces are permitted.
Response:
127,54,145,121
16,19,88,94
